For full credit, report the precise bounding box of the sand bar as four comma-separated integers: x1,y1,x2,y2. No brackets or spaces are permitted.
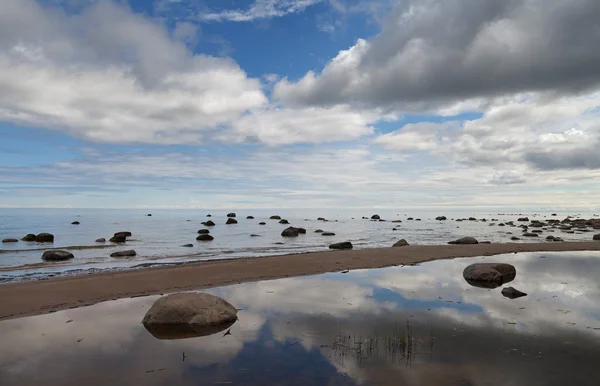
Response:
1,241,599,320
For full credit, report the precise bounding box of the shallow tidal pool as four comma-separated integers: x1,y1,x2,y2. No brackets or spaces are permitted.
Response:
2,251,600,385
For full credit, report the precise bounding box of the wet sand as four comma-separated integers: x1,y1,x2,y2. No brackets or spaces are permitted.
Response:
1,241,599,320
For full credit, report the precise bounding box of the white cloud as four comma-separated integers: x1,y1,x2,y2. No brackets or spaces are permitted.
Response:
200,0,324,22
373,122,456,151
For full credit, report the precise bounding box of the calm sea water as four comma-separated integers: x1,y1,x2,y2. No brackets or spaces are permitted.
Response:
1,251,600,385
1,208,598,282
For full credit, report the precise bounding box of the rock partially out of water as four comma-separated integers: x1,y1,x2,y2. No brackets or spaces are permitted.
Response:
250,234,261,237
371,214,380,220
435,216,447,221
593,233,600,241
110,250,137,257
518,217,530,222
281,227,303,237
317,217,326,221
448,237,478,245
246,216,254,219
142,293,238,340
196,234,214,241
226,218,238,224
36,233,54,243
182,244,194,247
114,231,132,238
393,239,409,247
523,232,539,237
270,215,281,220
2,238,18,243
71,221,80,225
322,232,336,236
197,229,210,234
329,241,353,250
42,250,74,261
501,287,528,299
315,229,324,233
463,263,516,289
259,222,266,225
109,235,126,243
511,236,521,241
202,220,216,227
95,238,106,243
21,234,36,242
227,213,236,218
279,219,290,224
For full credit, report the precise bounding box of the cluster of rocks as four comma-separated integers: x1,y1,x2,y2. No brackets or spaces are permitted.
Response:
462,262,527,299
3,233,55,243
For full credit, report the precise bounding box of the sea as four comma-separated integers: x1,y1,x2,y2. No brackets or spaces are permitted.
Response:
1,208,598,283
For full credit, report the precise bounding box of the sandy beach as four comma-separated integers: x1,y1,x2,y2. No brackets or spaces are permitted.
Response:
1,241,599,320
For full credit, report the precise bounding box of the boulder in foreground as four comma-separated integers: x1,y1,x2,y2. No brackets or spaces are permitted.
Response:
463,263,516,288
110,250,137,257
448,237,478,245
42,250,74,261
393,239,409,247
501,287,528,299
329,241,353,250
142,293,238,340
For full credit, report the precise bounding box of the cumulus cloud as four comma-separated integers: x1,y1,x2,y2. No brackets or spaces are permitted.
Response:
200,0,324,22
274,0,600,109
373,122,456,151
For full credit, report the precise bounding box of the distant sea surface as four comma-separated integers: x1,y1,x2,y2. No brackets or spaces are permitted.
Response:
1,208,597,283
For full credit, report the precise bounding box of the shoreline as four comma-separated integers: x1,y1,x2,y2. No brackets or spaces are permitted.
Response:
1,241,599,320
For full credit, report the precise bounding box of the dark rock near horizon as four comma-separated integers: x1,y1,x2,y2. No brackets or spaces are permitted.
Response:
371,214,380,220
246,216,254,219
463,263,516,288
42,250,74,261
202,220,216,226
393,239,409,247
468,217,477,221
518,217,530,222
279,219,289,224
227,213,236,218
250,234,261,237
226,218,238,224
21,234,36,242
391,220,402,223
501,287,528,299
110,250,137,257
322,232,336,236
71,221,80,225
197,229,210,234
35,233,54,243
329,241,353,250
270,215,281,220
259,222,266,225
196,234,214,241
147,214,152,216
436,216,447,221
142,293,237,340
182,244,194,247
95,238,106,242
448,237,478,245
318,217,326,221
407,217,414,220
315,229,324,233
2,238,18,243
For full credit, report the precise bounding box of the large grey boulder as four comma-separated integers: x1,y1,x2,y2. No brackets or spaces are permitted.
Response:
393,239,409,247
142,293,238,340
42,250,74,261
463,263,516,288
448,237,478,245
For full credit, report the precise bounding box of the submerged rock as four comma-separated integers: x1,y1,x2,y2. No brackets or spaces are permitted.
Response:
329,241,353,250
463,263,516,288
42,250,74,261
448,236,478,245
110,250,137,257
21,234,36,242
196,234,214,241
226,218,238,224
393,239,409,247
2,238,18,243
142,293,238,340
35,233,54,243
501,287,528,299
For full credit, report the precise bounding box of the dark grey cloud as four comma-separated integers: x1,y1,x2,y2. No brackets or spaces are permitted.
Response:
525,142,600,170
275,0,600,108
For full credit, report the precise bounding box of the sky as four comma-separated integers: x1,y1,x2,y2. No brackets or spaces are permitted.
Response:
0,0,599,210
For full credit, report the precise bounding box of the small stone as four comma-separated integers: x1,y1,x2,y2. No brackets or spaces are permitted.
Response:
197,229,210,234
182,244,194,247
95,238,106,243
246,216,254,219
2,238,18,243
42,250,74,261
448,237,478,245
227,213,236,218
321,232,336,236
71,221,80,225
270,215,282,220
523,232,539,237
196,234,214,241
258,222,266,225
110,250,137,257
315,229,324,233
250,234,261,237
203,220,216,226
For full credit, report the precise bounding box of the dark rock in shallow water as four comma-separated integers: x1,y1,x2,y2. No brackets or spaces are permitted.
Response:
518,217,530,222
2,238,18,243
36,233,54,243
463,263,516,288
246,216,254,219
42,250,74,261
448,236,478,245
317,217,326,221
110,250,137,257
281,227,301,237
274,242,284,245
278,219,289,224
147,214,152,217
329,241,353,250
22,234,36,241
109,235,127,243
391,220,402,223
523,232,539,237
203,220,216,226
142,293,237,340
71,221,80,225
197,229,210,234
501,287,528,299
480,241,492,244
371,214,380,220
95,238,106,243
206,214,212,217
315,229,324,233
511,236,521,241
270,215,281,220
593,233,600,240
250,234,261,237
226,218,238,224
321,232,336,236
182,244,194,247
227,213,236,218
196,234,214,241
435,216,447,221
295,227,306,234
114,231,132,238
407,217,414,220
258,222,266,225
393,239,409,247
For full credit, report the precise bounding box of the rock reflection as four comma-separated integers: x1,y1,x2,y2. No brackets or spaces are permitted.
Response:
143,319,236,340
